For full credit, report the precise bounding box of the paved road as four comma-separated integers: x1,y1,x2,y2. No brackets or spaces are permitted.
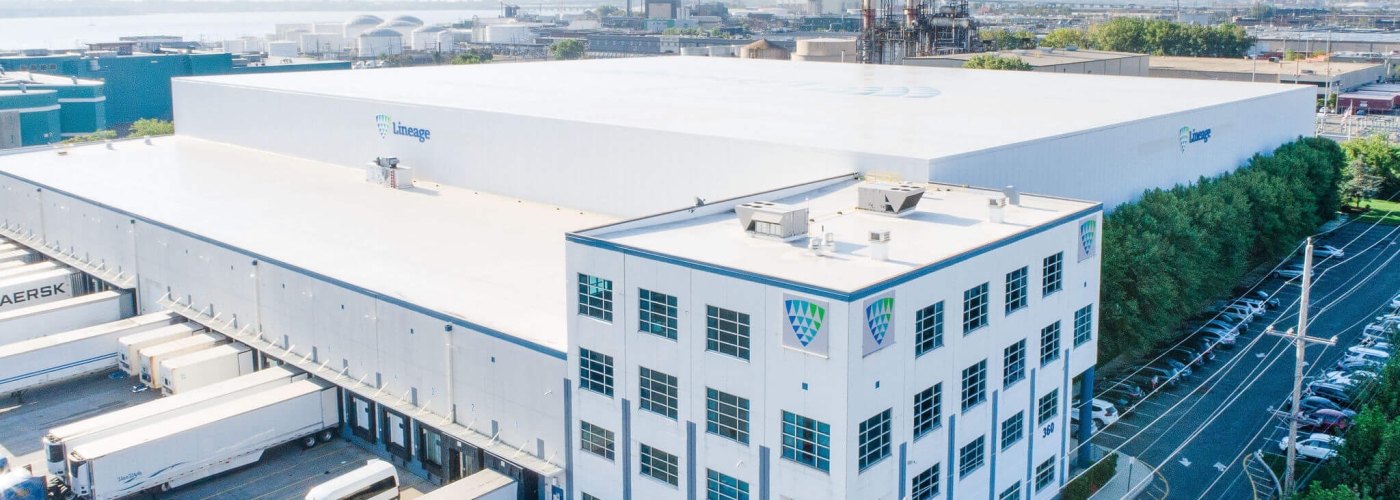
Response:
1088,219,1400,500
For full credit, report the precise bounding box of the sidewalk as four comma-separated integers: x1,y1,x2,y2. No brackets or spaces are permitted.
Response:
1088,453,1156,500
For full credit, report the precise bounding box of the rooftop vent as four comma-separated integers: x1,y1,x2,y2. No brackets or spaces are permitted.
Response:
365,156,414,189
736,201,809,242
857,182,926,216
988,196,1008,224
1001,185,1020,206
869,230,890,261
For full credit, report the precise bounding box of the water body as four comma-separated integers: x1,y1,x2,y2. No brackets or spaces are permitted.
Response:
0,10,510,51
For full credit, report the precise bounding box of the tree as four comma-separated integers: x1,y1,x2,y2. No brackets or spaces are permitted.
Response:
1042,28,1090,49
61,130,115,144
451,49,493,65
1341,134,1400,197
1343,157,1384,206
1249,4,1277,20
1300,485,1375,500
979,29,1036,50
962,54,1033,71
595,5,622,17
552,39,586,60
1089,18,1254,57
129,118,173,137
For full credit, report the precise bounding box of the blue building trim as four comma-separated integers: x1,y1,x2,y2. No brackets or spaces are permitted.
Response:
898,442,907,500
989,390,999,500
564,380,574,500
0,171,565,360
687,422,697,500
946,414,956,500
1078,366,1096,470
622,399,632,500
759,445,771,500
1059,350,1071,487
1027,368,1036,489
565,204,1102,303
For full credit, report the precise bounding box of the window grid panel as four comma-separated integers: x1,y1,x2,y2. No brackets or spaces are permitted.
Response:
1035,458,1055,491
961,360,987,411
579,348,614,397
913,383,942,439
706,469,750,500
577,273,613,322
911,463,941,500
962,283,989,333
1074,305,1094,347
958,436,986,478
1000,411,1024,450
706,306,752,360
583,494,604,500
857,409,892,470
1004,339,1026,387
914,302,945,356
580,421,615,460
1005,267,1028,314
706,388,751,444
1043,252,1063,296
639,367,679,419
1000,482,1023,500
639,289,679,340
640,443,680,486
1041,321,1062,366
1039,389,1060,425
780,411,831,472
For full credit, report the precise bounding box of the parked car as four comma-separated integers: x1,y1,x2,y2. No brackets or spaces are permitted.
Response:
1307,383,1355,409
1231,300,1267,315
1070,415,1100,434
1127,374,1166,392
1141,365,1181,386
1303,409,1352,433
1219,312,1253,329
1391,292,1400,310
1099,387,1142,409
1336,357,1384,373
1167,348,1206,368
1313,245,1345,259
1282,396,1352,417
1198,331,1237,350
1317,370,1376,388
1273,263,1313,280
1217,305,1256,322
1181,337,1217,362
1250,290,1281,309
1203,319,1241,336
1090,399,1120,428
1161,358,1193,378
1278,433,1343,461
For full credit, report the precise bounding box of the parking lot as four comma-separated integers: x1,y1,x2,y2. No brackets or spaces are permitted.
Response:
0,370,436,500
1087,218,1400,500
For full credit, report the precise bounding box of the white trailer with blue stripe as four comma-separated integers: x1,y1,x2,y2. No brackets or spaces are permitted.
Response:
0,311,179,395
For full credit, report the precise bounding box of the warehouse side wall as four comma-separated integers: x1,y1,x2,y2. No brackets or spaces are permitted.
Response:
927,86,1315,209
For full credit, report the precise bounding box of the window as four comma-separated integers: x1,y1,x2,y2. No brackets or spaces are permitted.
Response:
706,388,750,444
781,411,831,472
1035,457,1055,491
1040,321,1062,366
911,463,941,500
1005,267,1028,314
583,494,604,500
579,348,614,397
639,367,679,419
1074,305,1094,347
962,284,989,334
913,384,942,439
857,409,892,470
640,443,680,486
706,306,751,360
1043,252,1063,296
577,273,613,321
1001,411,1024,450
639,289,679,340
915,302,944,356
1038,389,1059,425
961,360,987,411
958,436,985,478
1000,481,1023,500
706,469,750,500
1004,339,1026,387
580,421,615,460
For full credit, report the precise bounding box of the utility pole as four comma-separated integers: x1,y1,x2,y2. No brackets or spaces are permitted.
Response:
1266,238,1337,499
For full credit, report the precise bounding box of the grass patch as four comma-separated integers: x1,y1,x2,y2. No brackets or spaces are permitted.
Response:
1354,198,1400,225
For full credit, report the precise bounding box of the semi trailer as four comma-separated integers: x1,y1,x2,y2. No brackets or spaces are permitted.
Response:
0,290,134,346
0,311,179,394
67,379,340,500
0,267,82,314
136,333,226,388
116,323,202,375
0,249,33,266
0,261,60,281
158,343,254,395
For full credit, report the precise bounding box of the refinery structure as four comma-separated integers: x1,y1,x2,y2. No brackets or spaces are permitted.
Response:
857,0,980,64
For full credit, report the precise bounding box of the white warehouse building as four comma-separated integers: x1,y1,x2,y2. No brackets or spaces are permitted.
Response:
0,57,1311,500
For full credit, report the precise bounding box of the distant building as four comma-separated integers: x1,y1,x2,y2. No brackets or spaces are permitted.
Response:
647,0,681,19
0,89,59,148
739,39,790,60
0,72,105,145
906,48,1149,76
792,38,857,63
586,34,663,56
1253,30,1400,56
1147,56,1386,96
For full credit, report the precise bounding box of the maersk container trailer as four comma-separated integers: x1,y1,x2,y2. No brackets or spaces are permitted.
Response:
0,267,83,316
137,333,226,387
116,323,202,375
0,261,59,281
0,260,27,272
0,311,179,394
158,343,254,395
0,249,32,266
45,366,304,480
68,380,340,500
0,290,133,346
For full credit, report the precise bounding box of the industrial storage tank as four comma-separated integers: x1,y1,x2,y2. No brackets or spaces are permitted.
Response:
342,15,384,39
377,19,421,39
357,28,403,57
267,41,299,59
411,25,449,51
388,15,425,27
483,24,533,44
792,38,857,63
436,29,469,53
300,33,345,54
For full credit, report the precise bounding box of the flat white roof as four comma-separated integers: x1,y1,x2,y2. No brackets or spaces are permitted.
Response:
588,180,1098,293
179,57,1300,161
0,137,615,351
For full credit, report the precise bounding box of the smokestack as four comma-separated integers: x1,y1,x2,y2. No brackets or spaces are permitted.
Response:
906,0,918,27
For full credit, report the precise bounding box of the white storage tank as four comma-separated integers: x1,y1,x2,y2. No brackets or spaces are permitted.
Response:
268,41,299,58
484,24,532,44
357,28,404,57
300,33,345,54
314,22,343,34
793,37,858,62
412,25,449,51
388,15,425,27
342,14,384,39
377,19,421,39
222,39,248,54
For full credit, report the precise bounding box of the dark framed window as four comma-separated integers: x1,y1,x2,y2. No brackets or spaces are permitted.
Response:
640,443,680,486
961,359,987,411
706,306,751,360
577,273,613,321
1035,457,1055,491
1000,481,1022,500
1001,411,1024,450
1005,267,1028,314
706,469,749,500
1038,389,1060,425
706,388,750,444
1074,305,1094,347
1004,339,1026,387
639,367,679,419
1043,252,1063,296
857,409,892,470
1041,321,1062,366
780,411,831,472
579,348,614,397
958,436,985,478
915,302,944,356
963,283,989,333
639,289,679,340
911,463,940,500
913,383,942,439
580,421,615,460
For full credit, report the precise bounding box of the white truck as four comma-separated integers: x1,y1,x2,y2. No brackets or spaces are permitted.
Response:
158,343,254,395
0,290,134,346
44,366,304,481
68,379,341,500
0,267,82,314
137,333,226,388
116,323,202,376
0,311,179,394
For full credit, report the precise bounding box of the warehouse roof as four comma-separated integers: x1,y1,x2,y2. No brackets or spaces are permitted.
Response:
0,137,615,352
178,57,1302,161
907,48,1144,66
1149,56,1381,76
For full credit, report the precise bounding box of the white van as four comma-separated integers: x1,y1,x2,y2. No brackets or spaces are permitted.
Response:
305,460,399,500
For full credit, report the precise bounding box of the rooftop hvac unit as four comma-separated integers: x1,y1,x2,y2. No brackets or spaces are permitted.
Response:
857,183,926,216
365,157,414,190
735,201,809,241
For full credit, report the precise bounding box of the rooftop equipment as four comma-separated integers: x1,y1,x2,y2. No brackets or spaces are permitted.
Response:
869,230,890,261
736,201,809,241
857,182,926,216
366,156,413,189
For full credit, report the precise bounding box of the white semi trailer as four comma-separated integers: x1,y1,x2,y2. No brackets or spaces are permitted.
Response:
67,379,341,500
0,267,81,314
116,323,202,375
137,333,226,388
158,343,255,395
0,311,179,394
0,290,134,346
0,261,60,281
44,366,304,481
0,249,33,266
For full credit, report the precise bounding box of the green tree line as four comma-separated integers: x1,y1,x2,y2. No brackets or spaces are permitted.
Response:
1299,351,1400,499
1039,18,1255,57
1099,138,1344,360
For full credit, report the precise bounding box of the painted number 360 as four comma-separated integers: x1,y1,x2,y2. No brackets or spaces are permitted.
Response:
1042,423,1054,437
